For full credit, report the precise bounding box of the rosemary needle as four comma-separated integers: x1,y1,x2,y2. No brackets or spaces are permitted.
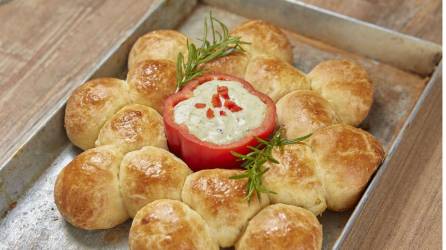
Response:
230,130,312,203
175,12,249,91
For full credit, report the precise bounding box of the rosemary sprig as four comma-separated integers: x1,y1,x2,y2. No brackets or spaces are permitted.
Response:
175,12,248,91
230,130,312,202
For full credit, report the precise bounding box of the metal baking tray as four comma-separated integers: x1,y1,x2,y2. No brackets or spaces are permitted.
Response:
0,0,441,249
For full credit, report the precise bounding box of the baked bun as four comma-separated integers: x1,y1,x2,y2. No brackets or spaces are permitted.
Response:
263,144,326,215
128,30,188,69
129,199,219,250
231,20,293,63
119,146,192,218
127,59,177,113
54,145,128,230
309,124,385,211
308,60,373,126
64,78,129,150
276,90,339,139
181,169,269,247
236,204,322,250
245,55,310,102
201,51,249,79
95,104,167,153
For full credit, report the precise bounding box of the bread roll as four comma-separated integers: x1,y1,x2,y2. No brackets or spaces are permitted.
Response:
231,20,293,63
236,204,322,250
263,144,327,215
276,90,339,139
54,145,128,230
308,60,373,126
119,146,192,218
64,78,129,150
128,30,188,69
181,169,269,247
245,55,310,102
201,51,249,79
127,59,177,113
95,104,167,153
309,124,385,211
129,199,219,250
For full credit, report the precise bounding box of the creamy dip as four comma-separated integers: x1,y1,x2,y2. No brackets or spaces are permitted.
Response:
174,80,267,145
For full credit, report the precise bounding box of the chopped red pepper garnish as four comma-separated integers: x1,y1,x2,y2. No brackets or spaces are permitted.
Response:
224,100,235,108
224,100,243,112
211,94,222,108
230,105,242,112
217,86,230,99
206,108,215,119
219,110,226,116
194,103,206,109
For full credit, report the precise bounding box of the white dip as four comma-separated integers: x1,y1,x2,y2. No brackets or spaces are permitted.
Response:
174,80,267,145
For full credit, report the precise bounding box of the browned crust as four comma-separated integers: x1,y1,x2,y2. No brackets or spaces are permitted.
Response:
181,169,269,247
95,104,167,153
308,60,373,126
276,90,339,139
309,124,385,211
201,51,249,79
127,59,177,113
119,146,192,217
54,146,128,230
232,20,293,63
64,78,129,150
245,56,310,102
128,30,188,69
236,204,323,250
263,143,327,215
129,199,218,250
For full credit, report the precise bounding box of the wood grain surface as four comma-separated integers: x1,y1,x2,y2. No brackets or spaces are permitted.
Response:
0,0,442,249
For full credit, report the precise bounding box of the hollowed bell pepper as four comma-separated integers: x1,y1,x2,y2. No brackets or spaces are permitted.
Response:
163,73,276,171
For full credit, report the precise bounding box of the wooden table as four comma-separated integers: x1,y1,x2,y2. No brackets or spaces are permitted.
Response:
0,0,441,249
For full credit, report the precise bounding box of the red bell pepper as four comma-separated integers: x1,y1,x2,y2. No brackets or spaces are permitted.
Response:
163,73,276,171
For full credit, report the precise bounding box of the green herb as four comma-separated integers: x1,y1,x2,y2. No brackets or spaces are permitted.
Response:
230,130,312,202
175,12,248,91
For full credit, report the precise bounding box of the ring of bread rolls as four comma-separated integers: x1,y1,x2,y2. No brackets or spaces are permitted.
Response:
57,20,384,250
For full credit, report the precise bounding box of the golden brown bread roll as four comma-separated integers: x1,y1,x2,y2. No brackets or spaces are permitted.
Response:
308,60,373,126
236,204,322,250
276,90,340,139
245,55,310,102
232,20,293,63
119,146,192,218
201,51,249,79
64,78,129,150
181,169,269,248
54,145,128,230
95,104,167,153
129,199,219,250
127,59,177,113
309,124,385,211
128,30,188,69
263,144,327,215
